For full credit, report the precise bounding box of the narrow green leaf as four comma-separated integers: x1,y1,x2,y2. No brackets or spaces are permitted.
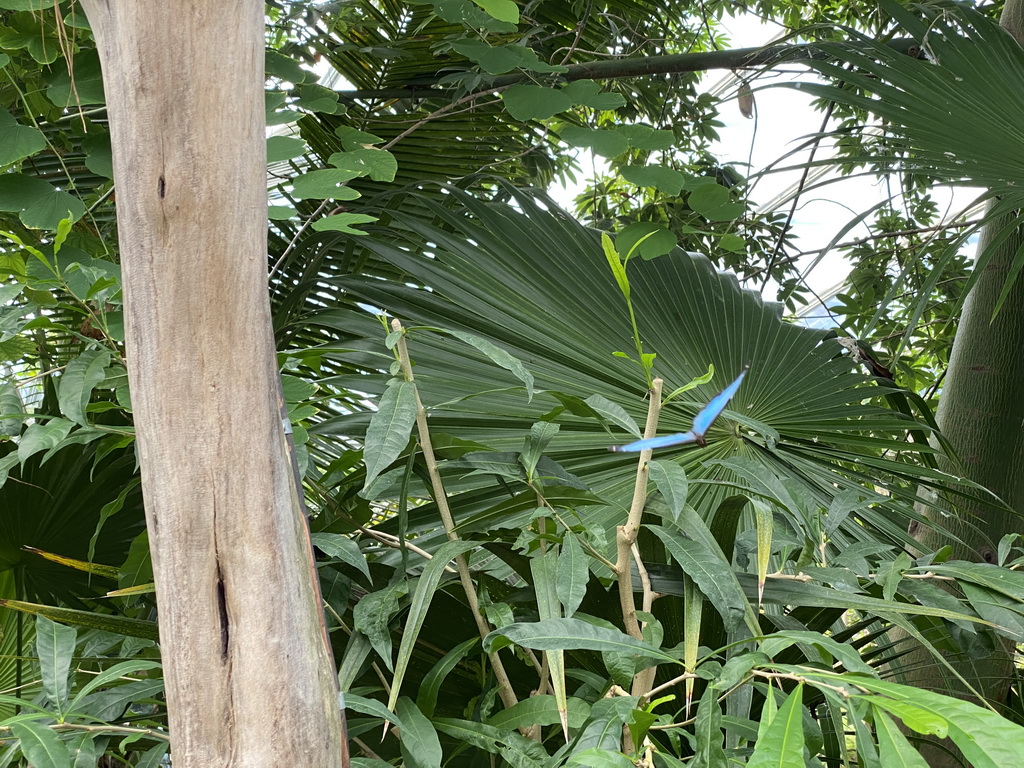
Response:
417,638,478,717
650,525,748,632
36,615,76,713
362,379,417,491
691,683,728,768
387,540,479,711
648,460,688,522
345,692,404,727
557,532,588,618
601,233,630,299
10,721,72,768
434,717,549,765
69,659,161,712
310,533,371,581
748,683,805,768
521,421,558,479
753,499,773,604
451,330,534,401
874,709,930,768
0,599,158,640
484,617,678,663
532,552,568,738
395,697,442,768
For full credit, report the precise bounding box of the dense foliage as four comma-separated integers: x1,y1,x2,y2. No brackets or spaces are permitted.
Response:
1,0,1023,766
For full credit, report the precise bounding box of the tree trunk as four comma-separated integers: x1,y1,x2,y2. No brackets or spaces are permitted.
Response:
77,1,347,764
897,7,1024,763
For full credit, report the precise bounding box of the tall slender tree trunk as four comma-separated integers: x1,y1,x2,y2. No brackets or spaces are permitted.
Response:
897,7,1024,765
77,1,346,764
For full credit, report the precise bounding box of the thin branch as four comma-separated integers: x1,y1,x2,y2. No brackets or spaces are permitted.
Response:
392,319,518,710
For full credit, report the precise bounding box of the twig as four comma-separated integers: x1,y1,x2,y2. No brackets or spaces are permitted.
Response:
392,319,518,709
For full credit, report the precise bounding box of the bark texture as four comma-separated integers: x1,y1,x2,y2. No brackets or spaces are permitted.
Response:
77,1,346,764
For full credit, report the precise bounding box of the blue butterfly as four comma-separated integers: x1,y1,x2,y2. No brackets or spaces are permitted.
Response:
610,367,748,452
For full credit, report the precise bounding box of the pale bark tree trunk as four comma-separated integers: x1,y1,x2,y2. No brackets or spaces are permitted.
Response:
896,6,1024,766
77,1,347,764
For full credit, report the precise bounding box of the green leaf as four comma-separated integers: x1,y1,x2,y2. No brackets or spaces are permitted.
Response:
310,533,371,581
648,460,688,523
616,222,676,260
268,205,297,220
557,532,588,618
45,50,104,106
131,743,169,768
17,418,75,464
311,213,378,234
688,183,743,222
0,599,158,640
36,615,76,714
416,638,478,717
561,125,628,158
561,80,626,110
10,720,71,768
748,683,805,768
297,83,344,114
292,169,361,200
451,330,534,401
0,174,85,230
434,717,549,765
501,85,572,121
757,631,874,674
345,692,404,727
58,348,111,425
484,617,678,663
351,581,408,670
329,148,398,182
568,748,633,768
361,379,418,490
584,393,640,437
387,540,479,711
470,0,518,24
488,694,590,730
874,709,929,768
613,124,676,150
620,165,687,196
691,683,727,768
336,126,385,150
0,107,45,165
650,525,748,631
395,697,443,768
267,135,307,163
65,732,97,768
265,49,310,83
601,233,629,299
451,39,565,75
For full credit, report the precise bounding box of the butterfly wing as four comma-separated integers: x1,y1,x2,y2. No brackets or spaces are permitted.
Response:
691,367,748,437
608,431,698,453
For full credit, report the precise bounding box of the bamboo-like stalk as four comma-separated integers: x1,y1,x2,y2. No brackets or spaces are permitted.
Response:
391,319,518,709
615,379,663,754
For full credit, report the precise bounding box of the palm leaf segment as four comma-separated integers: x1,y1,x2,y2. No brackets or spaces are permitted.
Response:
307,184,966,554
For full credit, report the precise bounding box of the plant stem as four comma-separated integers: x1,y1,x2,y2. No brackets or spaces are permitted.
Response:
391,319,519,709
615,378,663,753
